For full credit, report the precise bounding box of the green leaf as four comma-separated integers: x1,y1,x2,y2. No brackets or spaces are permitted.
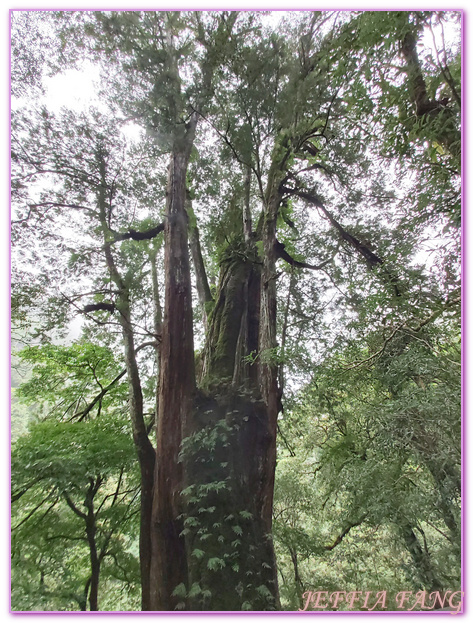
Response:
207,557,225,571
171,583,187,598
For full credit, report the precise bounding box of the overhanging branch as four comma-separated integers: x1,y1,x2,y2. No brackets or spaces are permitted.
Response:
281,186,384,269
274,240,331,271
281,185,403,296
110,222,165,243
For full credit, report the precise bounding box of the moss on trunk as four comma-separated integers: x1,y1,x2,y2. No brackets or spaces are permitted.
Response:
202,238,261,387
180,388,279,610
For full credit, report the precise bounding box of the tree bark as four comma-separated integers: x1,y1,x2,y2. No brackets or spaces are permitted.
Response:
178,164,281,609
201,245,259,385
84,478,102,612
401,29,461,163
96,148,157,610
150,116,198,611
188,198,213,329
257,170,283,609
243,164,252,242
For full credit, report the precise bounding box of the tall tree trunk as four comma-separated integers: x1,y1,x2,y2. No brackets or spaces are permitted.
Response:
243,164,252,242
179,164,283,610
96,149,157,610
150,117,198,611
256,167,285,608
188,197,213,329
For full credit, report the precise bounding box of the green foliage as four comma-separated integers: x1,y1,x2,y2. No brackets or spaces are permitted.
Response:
11,8,461,612
178,416,277,610
12,413,135,488
11,410,140,611
16,342,127,421
275,316,460,609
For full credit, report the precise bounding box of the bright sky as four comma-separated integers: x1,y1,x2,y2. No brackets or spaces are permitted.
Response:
45,62,102,113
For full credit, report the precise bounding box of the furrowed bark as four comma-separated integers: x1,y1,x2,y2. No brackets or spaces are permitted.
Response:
243,164,252,241
188,197,213,328
150,115,198,611
148,246,162,436
201,247,259,384
150,15,240,609
255,161,288,609
182,160,283,609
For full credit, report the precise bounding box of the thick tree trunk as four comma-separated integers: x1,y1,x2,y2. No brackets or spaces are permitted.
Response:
201,242,260,386
150,118,198,611
180,166,282,609
149,124,283,611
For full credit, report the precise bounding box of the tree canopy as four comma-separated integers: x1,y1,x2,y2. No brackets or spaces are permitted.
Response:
11,9,461,613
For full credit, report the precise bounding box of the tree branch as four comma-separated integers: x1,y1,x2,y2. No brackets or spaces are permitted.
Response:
12,495,58,530
343,322,406,370
324,516,366,551
280,185,384,268
110,222,165,243
63,491,87,520
274,239,331,271
82,302,116,314
72,340,158,422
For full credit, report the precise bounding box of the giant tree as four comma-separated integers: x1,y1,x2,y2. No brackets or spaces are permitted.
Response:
11,9,461,612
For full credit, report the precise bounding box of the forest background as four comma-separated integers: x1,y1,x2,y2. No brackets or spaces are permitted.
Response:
3,2,468,620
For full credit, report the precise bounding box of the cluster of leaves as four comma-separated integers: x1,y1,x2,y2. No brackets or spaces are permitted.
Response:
11,409,141,611
15,342,127,421
178,417,276,611
274,312,460,610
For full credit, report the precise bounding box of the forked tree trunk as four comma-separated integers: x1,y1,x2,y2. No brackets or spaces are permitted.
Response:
178,163,283,610
182,239,279,610
149,124,285,610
